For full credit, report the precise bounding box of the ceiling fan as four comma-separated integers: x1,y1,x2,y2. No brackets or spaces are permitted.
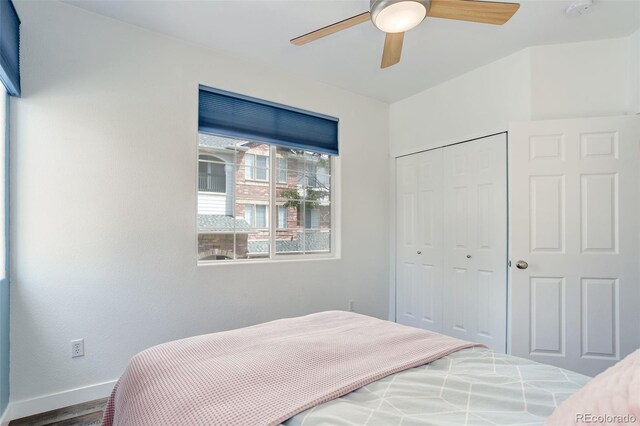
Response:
290,0,520,69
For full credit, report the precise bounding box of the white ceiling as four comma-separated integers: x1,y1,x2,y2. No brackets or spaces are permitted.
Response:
64,0,640,103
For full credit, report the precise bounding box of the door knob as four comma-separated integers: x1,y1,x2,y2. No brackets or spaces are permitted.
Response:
417,251,422,255
466,254,472,259
516,260,529,270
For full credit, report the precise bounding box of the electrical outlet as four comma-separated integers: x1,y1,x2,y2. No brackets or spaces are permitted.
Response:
348,300,355,312
71,339,84,358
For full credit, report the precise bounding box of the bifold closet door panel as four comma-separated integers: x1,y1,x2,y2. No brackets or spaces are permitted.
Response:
395,150,444,331
443,134,507,352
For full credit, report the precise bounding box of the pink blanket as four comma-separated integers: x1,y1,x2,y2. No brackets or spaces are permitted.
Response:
102,311,480,426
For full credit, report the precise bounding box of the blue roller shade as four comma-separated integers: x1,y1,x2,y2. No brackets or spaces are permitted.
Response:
199,86,339,155
0,0,19,97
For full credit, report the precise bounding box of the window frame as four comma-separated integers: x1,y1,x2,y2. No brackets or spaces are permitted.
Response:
244,153,269,182
197,137,339,265
0,85,6,280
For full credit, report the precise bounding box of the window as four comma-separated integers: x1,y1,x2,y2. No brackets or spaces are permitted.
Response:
277,206,287,229
277,158,287,183
304,208,321,229
245,154,268,181
197,86,338,263
303,161,331,189
244,204,268,229
0,84,5,278
0,3,18,413
198,154,226,193
197,138,334,261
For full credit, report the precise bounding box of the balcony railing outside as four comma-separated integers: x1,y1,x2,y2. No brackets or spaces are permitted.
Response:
199,173,226,193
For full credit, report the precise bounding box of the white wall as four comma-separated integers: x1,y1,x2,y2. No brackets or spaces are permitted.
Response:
10,0,389,409
529,38,631,120
390,36,637,158
389,50,531,157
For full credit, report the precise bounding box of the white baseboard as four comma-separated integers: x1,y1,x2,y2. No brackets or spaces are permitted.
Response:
6,380,116,422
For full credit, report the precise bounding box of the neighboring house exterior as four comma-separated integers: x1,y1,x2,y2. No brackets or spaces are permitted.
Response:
197,134,331,261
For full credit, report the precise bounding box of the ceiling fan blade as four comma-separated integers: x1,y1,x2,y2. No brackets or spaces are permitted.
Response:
381,32,404,69
290,12,371,46
428,0,520,25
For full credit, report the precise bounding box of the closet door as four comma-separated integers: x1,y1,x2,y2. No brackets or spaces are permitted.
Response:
443,134,507,352
396,150,443,331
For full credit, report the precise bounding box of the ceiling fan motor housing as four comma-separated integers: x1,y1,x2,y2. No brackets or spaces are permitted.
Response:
370,0,432,33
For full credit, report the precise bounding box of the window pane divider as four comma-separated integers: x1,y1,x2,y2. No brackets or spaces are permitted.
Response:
232,146,237,260
269,146,277,259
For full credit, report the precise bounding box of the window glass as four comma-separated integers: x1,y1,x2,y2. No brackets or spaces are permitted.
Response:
305,209,321,229
277,158,287,183
255,155,268,181
277,206,287,229
244,205,254,227
245,154,254,180
255,205,267,228
197,135,332,262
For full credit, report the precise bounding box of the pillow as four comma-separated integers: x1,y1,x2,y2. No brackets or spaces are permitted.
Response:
546,349,640,425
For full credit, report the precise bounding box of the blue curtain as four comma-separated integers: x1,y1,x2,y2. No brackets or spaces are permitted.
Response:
199,86,339,156
0,0,19,97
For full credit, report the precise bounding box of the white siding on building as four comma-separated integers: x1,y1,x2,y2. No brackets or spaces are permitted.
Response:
197,193,227,215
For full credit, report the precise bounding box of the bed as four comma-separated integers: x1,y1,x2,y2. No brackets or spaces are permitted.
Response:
102,311,591,426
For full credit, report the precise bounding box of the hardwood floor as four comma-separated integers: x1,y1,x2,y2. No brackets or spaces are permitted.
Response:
9,398,107,426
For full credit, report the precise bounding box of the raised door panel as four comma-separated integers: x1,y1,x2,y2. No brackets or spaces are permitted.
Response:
530,277,565,355
580,132,618,159
418,190,435,248
477,184,493,250
452,267,468,332
417,264,436,325
476,269,494,338
581,278,618,359
401,193,416,248
453,187,469,249
529,175,565,253
580,174,618,253
398,262,417,321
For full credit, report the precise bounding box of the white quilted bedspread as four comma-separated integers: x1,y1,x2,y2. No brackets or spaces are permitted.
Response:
285,346,590,426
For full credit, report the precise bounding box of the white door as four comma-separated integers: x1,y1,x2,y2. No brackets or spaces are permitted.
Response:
510,116,640,376
396,149,444,331
442,134,508,352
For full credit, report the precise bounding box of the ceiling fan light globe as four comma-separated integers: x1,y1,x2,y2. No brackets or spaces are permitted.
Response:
370,0,430,33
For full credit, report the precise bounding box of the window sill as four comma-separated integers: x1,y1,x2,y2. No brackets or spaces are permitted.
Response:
197,253,338,267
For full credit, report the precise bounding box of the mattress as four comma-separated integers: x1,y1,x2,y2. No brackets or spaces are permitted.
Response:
285,346,590,426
